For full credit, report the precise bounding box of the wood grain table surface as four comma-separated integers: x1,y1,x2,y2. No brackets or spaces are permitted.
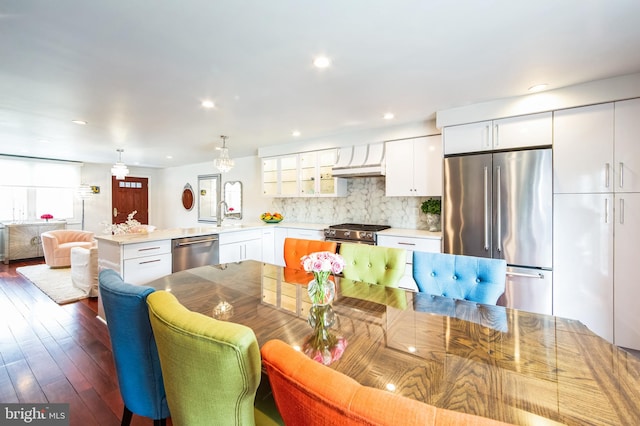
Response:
146,261,640,426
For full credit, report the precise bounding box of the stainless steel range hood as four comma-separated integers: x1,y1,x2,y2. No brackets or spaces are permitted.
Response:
332,143,385,177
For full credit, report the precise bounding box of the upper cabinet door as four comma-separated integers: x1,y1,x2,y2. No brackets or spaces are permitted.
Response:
553,103,614,194
385,136,442,197
492,112,552,151
443,120,492,155
614,98,640,193
443,112,551,155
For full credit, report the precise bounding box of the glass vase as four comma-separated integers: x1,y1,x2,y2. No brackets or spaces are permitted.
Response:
307,276,335,306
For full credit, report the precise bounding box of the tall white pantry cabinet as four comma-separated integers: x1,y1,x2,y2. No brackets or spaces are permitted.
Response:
553,98,640,349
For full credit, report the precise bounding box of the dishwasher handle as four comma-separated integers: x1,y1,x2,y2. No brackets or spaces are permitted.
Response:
174,237,218,247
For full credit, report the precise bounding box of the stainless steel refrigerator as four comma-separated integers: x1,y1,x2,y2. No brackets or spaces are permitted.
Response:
443,148,553,315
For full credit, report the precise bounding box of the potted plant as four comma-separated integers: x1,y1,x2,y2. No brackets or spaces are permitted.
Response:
421,198,441,231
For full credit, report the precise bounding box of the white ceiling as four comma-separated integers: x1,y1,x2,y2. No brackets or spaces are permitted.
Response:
2,1,640,168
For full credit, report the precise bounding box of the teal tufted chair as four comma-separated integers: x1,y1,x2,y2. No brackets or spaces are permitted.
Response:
339,243,406,287
412,251,507,305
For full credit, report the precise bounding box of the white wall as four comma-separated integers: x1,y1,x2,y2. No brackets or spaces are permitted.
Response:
79,163,161,234
158,155,265,229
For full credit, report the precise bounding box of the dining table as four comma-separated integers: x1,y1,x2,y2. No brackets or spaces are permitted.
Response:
145,260,640,426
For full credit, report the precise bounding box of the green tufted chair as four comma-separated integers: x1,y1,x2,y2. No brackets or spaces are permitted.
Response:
339,243,406,287
146,290,282,426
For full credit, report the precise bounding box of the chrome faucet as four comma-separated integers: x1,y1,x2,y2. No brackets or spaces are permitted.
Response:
217,200,228,227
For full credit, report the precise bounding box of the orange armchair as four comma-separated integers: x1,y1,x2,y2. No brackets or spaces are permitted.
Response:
41,230,95,268
283,238,337,270
261,339,511,426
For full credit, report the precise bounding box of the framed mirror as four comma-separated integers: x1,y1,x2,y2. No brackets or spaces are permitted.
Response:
182,183,195,211
224,181,243,219
198,174,221,223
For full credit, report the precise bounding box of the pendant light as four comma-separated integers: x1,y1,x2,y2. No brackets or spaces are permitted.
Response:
111,148,130,180
214,135,234,173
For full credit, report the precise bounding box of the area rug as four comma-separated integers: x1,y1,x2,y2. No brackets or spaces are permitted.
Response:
16,264,87,304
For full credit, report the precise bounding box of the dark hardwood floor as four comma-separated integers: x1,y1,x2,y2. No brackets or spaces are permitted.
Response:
3,257,640,426
0,258,171,426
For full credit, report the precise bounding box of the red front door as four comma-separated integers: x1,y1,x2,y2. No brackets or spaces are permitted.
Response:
111,176,149,224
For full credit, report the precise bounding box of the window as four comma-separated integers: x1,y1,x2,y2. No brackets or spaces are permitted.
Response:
0,156,81,222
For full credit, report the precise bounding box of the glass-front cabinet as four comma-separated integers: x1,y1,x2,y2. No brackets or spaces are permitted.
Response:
261,149,347,197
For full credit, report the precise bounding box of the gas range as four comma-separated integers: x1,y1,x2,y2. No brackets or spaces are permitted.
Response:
323,223,391,245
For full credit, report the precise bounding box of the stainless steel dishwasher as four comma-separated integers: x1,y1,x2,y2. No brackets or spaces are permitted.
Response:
171,234,219,272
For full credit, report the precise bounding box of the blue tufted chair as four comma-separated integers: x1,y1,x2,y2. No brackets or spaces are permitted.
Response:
339,243,406,287
99,269,169,426
412,251,507,305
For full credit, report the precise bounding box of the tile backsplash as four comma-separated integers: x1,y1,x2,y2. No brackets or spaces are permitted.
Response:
271,177,437,229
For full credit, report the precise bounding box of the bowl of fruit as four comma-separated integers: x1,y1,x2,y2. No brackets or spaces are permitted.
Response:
260,212,284,223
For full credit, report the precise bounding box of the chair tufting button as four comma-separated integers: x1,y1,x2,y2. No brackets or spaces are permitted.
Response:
430,272,436,277
476,278,481,283
368,263,372,268
452,275,457,280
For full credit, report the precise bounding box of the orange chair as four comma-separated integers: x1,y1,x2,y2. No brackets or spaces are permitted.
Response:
261,339,512,426
283,238,337,270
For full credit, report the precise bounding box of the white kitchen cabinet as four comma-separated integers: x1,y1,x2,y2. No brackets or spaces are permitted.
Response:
262,149,346,197
377,233,442,292
614,98,640,193
553,98,640,349
261,227,275,264
385,135,442,197
553,193,614,342
262,154,298,197
299,150,347,197
219,229,262,263
553,103,614,194
443,112,552,155
98,239,172,285
614,193,640,349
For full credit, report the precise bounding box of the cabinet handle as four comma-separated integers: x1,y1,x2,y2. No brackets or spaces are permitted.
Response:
605,198,609,223
138,246,161,252
485,125,491,149
139,259,161,265
620,198,625,224
494,124,499,147
620,162,624,188
605,163,610,188
397,242,416,246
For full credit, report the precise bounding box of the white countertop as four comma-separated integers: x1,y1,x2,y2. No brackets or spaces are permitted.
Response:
377,228,442,239
94,221,441,245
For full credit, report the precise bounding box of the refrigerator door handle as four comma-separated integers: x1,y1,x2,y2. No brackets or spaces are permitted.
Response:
605,197,609,223
496,166,502,253
506,271,545,279
484,166,489,251
620,197,625,224
605,163,610,188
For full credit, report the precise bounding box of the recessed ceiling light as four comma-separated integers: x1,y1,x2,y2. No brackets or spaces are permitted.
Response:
72,120,87,125
528,84,548,93
166,155,173,159
201,100,215,108
292,130,301,137
383,112,395,120
313,56,331,69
